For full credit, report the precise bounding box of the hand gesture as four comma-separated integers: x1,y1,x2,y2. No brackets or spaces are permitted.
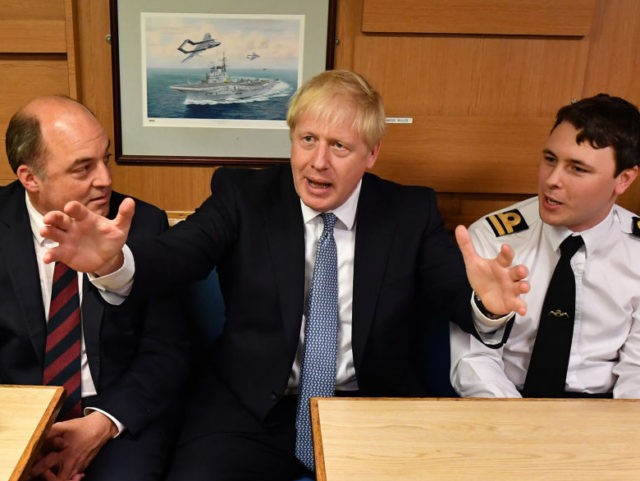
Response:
40,198,135,276
455,225,529,316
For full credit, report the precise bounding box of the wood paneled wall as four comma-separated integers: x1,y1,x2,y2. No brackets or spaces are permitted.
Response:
0,0,78,184
3,0,640,230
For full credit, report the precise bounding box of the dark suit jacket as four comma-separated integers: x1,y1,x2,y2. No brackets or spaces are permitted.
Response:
0,181,190,436
130,165,478,425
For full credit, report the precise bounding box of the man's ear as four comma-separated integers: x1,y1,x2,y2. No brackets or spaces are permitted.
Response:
16,164,41,193
614,165,639,196
366,141,382,169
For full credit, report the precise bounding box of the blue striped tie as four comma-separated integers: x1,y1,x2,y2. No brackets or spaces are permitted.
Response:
295,213,339,471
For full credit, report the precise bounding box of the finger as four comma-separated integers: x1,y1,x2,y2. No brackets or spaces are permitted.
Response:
516,279,530,295
42,209,76,230
29,451,62,478
454,225,477,265
114,197,135,230
509,264,529,282
42,468,62,481
42,243,74,265
63,200,91,221
495,243,515,267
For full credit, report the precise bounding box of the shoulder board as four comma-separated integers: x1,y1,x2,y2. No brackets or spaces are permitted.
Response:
632,216,640,237
485,208,529,237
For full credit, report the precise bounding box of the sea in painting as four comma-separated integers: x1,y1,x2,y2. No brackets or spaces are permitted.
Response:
146,67,298,121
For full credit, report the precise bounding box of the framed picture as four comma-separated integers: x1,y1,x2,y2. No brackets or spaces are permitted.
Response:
109,0,337,165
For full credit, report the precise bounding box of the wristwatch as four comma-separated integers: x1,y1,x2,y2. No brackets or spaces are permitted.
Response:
473,292,508,320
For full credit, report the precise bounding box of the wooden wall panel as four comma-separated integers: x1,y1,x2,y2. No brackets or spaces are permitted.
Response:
0,60,72,183
0,0,77,185
0,0,67,53
579,0,640,214
362,0,596,36
377,117,547,193
335,0,640,227
345,25,590,195
5,0,637,229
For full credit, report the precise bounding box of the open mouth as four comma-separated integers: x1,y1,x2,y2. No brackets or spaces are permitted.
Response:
308,179,331,189
545,195,562,206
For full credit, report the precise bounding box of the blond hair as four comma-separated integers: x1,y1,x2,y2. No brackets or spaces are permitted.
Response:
286,70,385,149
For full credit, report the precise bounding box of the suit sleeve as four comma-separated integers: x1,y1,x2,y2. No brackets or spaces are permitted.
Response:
88,206,191,435
128,168,238,297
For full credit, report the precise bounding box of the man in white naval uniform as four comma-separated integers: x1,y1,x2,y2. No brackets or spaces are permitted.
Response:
451,93,640,398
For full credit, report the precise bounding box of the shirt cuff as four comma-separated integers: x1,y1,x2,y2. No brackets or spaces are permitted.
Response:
87,245,135,305
471,292,513,344
83,407,125,438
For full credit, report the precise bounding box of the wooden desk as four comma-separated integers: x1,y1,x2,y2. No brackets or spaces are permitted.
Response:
311,397,640,481
0,385,64,481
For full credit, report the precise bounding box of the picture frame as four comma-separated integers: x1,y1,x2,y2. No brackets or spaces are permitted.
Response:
109,0,337,165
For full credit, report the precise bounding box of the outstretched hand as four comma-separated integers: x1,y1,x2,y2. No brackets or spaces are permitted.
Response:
41,198,135,276
455,225,529,316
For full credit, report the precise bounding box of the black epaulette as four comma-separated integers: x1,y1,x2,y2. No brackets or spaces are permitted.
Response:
485,208,529,237
632,217,640,237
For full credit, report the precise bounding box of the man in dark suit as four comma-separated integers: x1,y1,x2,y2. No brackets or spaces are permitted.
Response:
0,96,190,481
41,71,528,480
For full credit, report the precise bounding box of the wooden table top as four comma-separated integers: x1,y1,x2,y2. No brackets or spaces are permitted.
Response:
0,385,64,481
311,397,640,481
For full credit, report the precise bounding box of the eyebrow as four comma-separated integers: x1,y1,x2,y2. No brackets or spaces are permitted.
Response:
542,148,557,158
68,140,112,169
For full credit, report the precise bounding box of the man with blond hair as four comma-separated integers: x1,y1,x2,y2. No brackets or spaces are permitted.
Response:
41,71,528,480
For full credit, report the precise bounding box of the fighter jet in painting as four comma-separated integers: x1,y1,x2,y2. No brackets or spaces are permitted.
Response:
246,51,260,60
177,33,221,62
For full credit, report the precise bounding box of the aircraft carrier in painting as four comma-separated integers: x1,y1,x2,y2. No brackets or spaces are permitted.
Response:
170,54,279,104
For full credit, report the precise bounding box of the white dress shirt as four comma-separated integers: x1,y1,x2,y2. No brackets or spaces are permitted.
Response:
287,181,361,392
26,193,98,398
28,194,124,432
451,197,640,398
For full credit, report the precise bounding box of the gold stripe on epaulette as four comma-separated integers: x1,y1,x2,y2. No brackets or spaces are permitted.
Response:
632,216,640,237
485,209,529,237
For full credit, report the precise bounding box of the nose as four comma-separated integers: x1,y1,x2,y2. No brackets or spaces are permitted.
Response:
311,142,330,170
544,164,563,188
93,160,112,188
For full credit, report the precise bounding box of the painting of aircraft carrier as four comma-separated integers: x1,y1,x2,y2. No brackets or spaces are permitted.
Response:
170,53,288,104
143,12,302,123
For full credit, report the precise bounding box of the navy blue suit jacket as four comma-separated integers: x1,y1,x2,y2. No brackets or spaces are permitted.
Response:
129,165,476,426
0,181,190,436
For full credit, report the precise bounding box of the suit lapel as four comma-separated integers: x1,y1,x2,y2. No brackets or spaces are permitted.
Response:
351,174,396,372
262,167,306,350
1,184,48,363
81,278,103,385
79,194,123,386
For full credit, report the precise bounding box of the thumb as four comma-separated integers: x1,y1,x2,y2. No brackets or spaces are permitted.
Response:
115,197,135,231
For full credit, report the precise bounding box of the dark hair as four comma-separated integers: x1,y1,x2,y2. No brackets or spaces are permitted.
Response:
552,93,640,176
5,111,46,175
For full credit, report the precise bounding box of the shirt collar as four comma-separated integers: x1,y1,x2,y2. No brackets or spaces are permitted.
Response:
544,206,615,256
24,191,51,247
300,179,362,231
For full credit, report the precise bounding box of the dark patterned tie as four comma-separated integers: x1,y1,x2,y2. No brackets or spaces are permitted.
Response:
43,262,82,419
295,213,339,471
523,235,584,397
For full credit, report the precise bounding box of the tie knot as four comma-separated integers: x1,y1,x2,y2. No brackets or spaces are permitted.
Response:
321,212,337,232
560,235,583,259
